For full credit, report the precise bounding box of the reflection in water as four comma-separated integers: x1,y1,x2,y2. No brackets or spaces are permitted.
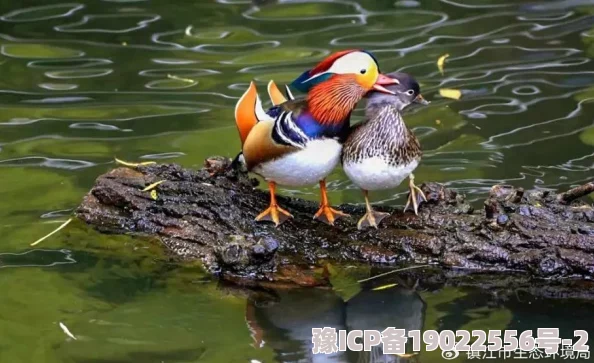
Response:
246,285,425,363
247,289,348,362
346,285,425,363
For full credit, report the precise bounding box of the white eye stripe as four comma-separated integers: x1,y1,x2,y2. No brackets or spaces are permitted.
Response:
301,51,377,84
325,51,375,75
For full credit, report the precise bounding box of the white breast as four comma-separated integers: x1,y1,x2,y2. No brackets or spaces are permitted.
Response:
254,138,342,187
343,157,419,191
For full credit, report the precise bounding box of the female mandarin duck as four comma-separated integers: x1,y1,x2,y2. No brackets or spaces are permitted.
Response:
234,50,398,226
342,72,429,230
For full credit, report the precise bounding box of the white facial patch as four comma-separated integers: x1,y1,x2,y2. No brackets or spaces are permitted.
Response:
304,51,376,83
327,51,375,75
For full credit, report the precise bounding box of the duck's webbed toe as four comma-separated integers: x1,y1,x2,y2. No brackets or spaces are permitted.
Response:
404,173,427,215
357,210,390,230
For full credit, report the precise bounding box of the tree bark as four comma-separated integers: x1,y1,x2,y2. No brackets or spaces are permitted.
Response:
75,157,594,286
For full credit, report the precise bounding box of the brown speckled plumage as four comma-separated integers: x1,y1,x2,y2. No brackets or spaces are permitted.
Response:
342,101,421,167
342,71,428,227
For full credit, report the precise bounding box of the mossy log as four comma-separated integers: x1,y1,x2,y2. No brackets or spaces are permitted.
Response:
76,157,594,286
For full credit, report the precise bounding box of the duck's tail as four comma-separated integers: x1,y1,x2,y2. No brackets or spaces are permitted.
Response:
234,81,265,146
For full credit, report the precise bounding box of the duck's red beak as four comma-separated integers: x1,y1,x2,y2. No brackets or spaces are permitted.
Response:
372,73,399,95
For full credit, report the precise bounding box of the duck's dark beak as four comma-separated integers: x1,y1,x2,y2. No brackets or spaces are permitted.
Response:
372,73,399,95
413,94,430,105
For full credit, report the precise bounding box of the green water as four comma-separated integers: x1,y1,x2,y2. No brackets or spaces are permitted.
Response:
1,0,594,362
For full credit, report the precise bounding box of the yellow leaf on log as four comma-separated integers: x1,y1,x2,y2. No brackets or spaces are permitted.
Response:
142,180,165,192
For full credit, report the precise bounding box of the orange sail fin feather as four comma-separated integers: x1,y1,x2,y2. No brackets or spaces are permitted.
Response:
267,80,287,106
234,81,260,145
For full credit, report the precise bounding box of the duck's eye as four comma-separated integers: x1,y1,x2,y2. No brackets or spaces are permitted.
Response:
406,89,414,95
360,69,367,74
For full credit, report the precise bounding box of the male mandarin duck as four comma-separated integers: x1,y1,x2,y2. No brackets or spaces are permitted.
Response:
234,49,398,226
341,72,429,230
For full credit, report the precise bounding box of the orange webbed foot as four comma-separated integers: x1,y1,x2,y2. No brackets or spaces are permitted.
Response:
256,205,293,227
313,205,349,226
313,179,349,226
255,181,293,227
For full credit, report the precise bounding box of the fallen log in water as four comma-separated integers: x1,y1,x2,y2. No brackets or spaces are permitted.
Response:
75,157,594,286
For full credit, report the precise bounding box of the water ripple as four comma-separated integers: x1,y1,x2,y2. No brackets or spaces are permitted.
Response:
0,249,76,269
140,152,185,159
0,3,84,22
27,58,113,69
55,14,161,33
69,122,133,132
139,68,220,77
44,69,113,79
38,83,79,91
0,157,96,169
0,0,592,210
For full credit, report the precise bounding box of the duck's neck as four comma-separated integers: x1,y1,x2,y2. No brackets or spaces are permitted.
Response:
307,77,365,126
365,102,410,145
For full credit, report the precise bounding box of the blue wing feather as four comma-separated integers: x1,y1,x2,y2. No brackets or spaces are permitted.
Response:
268,101,350,147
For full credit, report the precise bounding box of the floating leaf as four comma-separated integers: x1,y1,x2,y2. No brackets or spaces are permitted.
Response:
150,190,158,200
114,157,156,168
437,53,449,75
439,88,462,100
326,263,370,302
372,283,398,291
142,180,165,192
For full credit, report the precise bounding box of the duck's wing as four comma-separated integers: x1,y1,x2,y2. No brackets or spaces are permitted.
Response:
237,85,309,170
234,81,270,146
265,98,311,149
341,117,371,164
267,80,295,106
242,118,299,170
